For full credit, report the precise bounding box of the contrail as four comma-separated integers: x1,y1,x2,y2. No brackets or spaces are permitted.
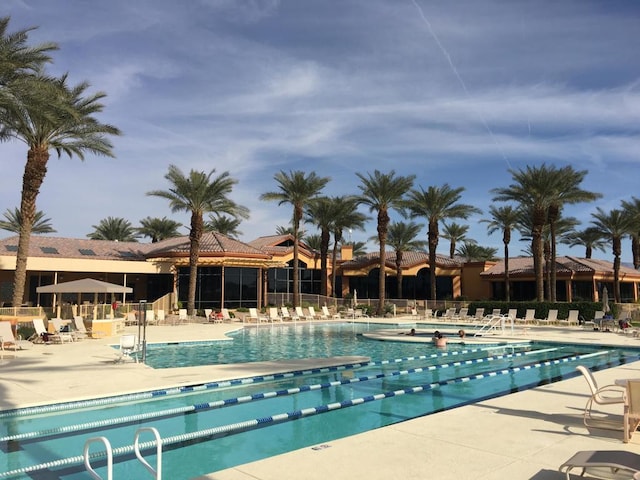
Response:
410,0,512,168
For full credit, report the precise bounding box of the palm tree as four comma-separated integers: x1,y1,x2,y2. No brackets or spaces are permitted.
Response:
349,241,368,257
441,222,474,259
148,165,248,315
260,170,329,307
137,216,183,243
545,166,601,301
481,205,520,301
329,196,368,297
204,214,242,238
621,197,640,268
0,207,55,234
305,196,334,296
492,165,558,302
590,207,634,303
406,184,481,301
456,242,498,262
88,217,138,241
3,72,120,308
561,227,606,259
356,170,414,315
383,221,426,299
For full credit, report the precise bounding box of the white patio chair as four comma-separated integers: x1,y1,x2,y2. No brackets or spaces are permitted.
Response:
576,365,626,429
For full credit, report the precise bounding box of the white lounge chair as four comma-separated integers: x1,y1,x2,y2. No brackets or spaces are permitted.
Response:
72,316,90,339
0,321,25,351
268,307,282,322
322,306,340,319
221,308,232,322
537,309,558,326
558,309,579,327
516,309,536,325
49,318,74,343
156,309,166,325
248,308,268,323
204,308,213,321
145,309,156,325
307,306,320,319
32,318,63,344
576,365,626,429
472,308,484,322
125,312,137,326
178,309,188,324
296,306,312,321
625,380,640,443
282,307,298,321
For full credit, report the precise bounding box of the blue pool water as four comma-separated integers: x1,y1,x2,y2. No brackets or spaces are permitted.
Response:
1,323,639,479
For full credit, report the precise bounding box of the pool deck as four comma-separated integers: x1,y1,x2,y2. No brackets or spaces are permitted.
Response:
2,317,640,479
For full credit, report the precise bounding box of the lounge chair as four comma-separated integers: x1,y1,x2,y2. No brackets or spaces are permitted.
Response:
295,306,313,321
625,380,640,443
145,309,156,325
49,318,74,343
576,365,626,429
322,305,340,319
32,318,63,344
559,450,640,480
0,321,25,351
178,309,188,324
156,309,166,325
537,309,558,326
282,306,298,321
454,307,469,321
268,307,282,322
471,308,484,323
205,308,213,321
491,308,502,316
558,309,579,327
248,308,269,323
440,308,456,321
221,308,232,322
125,312,137,326
307,306,320,319
516,309,536,325
72,316,90,339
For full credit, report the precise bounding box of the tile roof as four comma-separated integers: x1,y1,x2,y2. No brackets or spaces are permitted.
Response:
480,255,640,277
144,232,270,258
0,235,148,261
247,234,316,257
341,251,462,269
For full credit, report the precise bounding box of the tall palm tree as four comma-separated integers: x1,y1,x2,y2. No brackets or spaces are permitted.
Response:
590,207,634,303
148,165,248,315
137,216,182,243
305,196,334,296
621,197,640,269
406,184,481,301
0,207,55,234
382,221,425,299
545,166,601,301
561,227,606,259
349,241,368,257
441,222,474,259
3,73,120,308
88,217,138,241
481,205,520,301
329,196,368,298
204,214,242,238
492,165,558,302
356,170,414,315
261,170,329,307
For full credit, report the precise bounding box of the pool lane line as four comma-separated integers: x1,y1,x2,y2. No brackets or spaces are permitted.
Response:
0,345,529,419
0,348,613,479
0,347,562,444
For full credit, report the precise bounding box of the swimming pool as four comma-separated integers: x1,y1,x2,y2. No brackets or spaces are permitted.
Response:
1,323,638,479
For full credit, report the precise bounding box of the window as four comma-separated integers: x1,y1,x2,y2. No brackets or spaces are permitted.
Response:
79,249,96,256
40,247,59,254
5,245,18,252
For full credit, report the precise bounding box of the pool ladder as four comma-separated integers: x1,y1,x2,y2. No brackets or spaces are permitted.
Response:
83,427,163,479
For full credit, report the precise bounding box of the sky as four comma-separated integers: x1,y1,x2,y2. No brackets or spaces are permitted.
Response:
1,0,639,262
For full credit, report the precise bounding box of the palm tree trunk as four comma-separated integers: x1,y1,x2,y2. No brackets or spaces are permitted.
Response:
396,251,403,299
320,229,330,296
504,242,510,302
544,239,551,301
532,208,545,302
613,237,622,303
377,209,389,316
632,235,639,270
428,220,438,301
12,147,49,308
292,216,301,308
548,210,558,302
187,212,203,315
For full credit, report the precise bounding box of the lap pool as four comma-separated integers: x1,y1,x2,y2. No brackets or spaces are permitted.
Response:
1,323,638,479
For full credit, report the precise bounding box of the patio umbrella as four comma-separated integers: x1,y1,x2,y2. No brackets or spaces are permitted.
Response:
602,286,610,314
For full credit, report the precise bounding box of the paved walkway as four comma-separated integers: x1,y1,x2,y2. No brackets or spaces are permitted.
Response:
2,318,640,479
